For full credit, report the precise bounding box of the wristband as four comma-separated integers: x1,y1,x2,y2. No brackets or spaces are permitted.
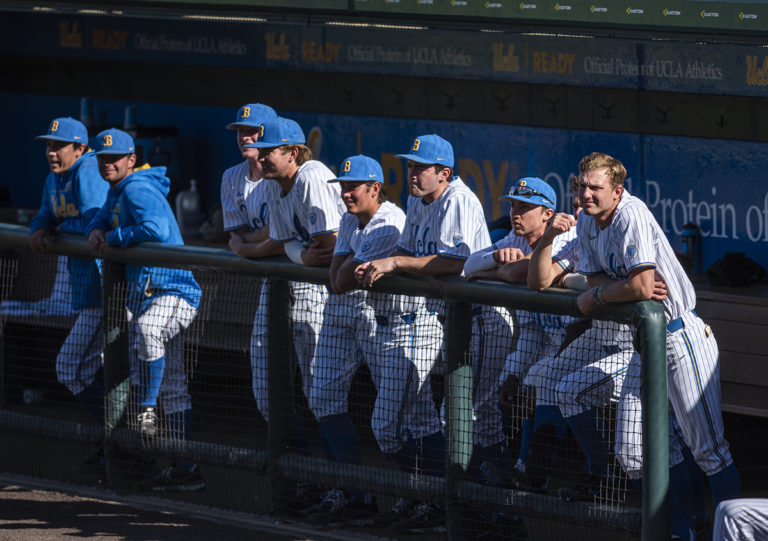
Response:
593,285,605,304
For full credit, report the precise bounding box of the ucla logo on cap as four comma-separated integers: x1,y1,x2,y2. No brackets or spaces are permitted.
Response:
241,106,251,119
412,139,421,151
259,125,265,137
50,120,59,132
343,160,351,172
519,179,527,187
103,134,113,147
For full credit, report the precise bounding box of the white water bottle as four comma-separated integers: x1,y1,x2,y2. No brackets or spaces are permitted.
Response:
176,179,202,236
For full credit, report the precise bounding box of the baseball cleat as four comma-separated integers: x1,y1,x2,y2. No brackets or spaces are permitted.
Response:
137,406,159,438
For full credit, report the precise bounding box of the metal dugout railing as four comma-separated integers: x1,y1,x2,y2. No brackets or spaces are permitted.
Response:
0,223,668,540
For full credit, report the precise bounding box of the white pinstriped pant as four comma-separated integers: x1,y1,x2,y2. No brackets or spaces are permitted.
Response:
615,311,733,479
714,498,768,541
56,307,104,395
369,308,443,454
251,281,326,421
471,305,515,447
128,295,197,416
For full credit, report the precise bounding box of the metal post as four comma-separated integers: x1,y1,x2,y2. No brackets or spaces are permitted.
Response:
101,259,129,487
266,277,294,513
443,299,474,540
634,301,670,541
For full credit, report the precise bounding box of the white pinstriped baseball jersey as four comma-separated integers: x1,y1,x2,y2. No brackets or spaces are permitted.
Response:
397,177,491,259
269,160,346,245
336,201,422,315
577,191,696,322
335,201,405,263
220,160,280,232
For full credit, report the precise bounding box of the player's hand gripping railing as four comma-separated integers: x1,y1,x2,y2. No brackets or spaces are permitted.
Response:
0,223,668,540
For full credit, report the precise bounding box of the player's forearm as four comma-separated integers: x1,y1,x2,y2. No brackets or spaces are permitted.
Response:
527,241,554,290
330,256,360,293
592,270,654,303
238,227,269,243
494,259,530,284
239,238,285,259
394,254,465,277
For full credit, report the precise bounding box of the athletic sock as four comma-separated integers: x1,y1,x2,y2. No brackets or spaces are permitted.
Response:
682,445,709,523
708,463,741,506
166,409,197,472
138,356,165,407
566,409,609,477
318,413,362,465
416,431,446,477
75,379,105,425
669,462,695,540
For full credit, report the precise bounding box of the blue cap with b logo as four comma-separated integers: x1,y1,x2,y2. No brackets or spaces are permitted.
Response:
94,128,136,155
34,117,88,144
499,177,557,210
328,155,384,184
225,103,278,130
395,134,454,168
244,117,306,148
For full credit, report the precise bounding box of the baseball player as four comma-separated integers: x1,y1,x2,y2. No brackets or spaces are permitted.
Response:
220,103,279,243
571,152,740,537
86,128,203,492
464,178,578,482
356,134,514,532
243,116,344,437
527,208,636,502
304,155,408,522
30,117,108,427
218,103,286,419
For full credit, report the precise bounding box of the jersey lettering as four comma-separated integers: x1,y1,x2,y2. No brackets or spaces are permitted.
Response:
292,213,310,244
51,194,80,218
413,223,437,256
608,252,627,278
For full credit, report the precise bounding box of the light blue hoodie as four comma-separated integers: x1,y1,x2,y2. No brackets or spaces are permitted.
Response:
30,151,107,311
86,166,201,315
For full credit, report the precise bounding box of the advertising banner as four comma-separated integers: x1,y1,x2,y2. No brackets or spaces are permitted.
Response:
2,11,767,97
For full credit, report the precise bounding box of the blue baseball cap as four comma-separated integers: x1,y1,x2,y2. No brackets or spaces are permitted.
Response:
395,134,454,168
499,177,557,210
34,117,88,144
328,155,384,184
244,117,306,149
225,103,277,130
94,128,136,155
